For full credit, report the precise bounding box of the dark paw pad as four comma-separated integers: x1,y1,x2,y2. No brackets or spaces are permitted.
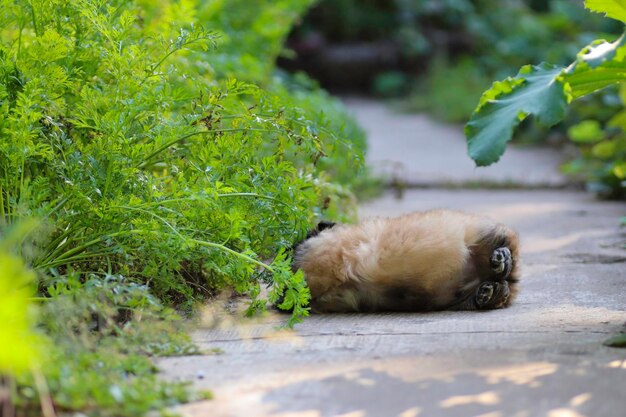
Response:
475,281,510,309
476,282,495,306
490,247,513,278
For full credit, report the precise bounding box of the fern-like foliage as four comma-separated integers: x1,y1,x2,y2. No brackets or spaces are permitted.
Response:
0,0,364,320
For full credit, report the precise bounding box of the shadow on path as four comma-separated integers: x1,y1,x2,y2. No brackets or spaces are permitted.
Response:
264,360,626,417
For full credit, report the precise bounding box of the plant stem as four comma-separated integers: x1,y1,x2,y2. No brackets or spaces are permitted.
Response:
28,297,52,302
138,128,277,167
0,376,14,417
141,35,217,85
108,192,289,210
189,238,273,273
28,2,40,37
32,368,56,417
0,183,5,226
35,230,142,269
38,252,114,270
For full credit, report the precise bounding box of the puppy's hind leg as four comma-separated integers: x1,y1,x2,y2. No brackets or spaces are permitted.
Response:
468,223,519,281
475,281,510,309
460,221,520,310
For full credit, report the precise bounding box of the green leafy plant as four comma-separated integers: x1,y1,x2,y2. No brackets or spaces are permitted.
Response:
11,275,209,417
0,0,363,316
1,0,365,414
289,0,620,108
465,0,626,198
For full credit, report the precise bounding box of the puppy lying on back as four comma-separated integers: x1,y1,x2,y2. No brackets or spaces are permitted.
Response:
293,210,519,313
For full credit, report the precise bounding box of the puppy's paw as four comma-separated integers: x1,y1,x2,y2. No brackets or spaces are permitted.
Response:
476,282,495,307
490,247,512,278
475,281,510,309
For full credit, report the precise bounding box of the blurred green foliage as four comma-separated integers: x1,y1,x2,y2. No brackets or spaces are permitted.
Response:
406,57,492,123
465,0,626,198
0,222,46,377
0,0,365,414
292,0,621,118
30,275,209,416
563,85,626,198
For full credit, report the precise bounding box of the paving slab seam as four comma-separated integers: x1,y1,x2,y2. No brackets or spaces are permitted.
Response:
196,329,619,344
380,179,580,190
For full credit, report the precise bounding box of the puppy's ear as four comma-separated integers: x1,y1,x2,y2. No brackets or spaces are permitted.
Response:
308,221,336,237
289,220,338,260
291,220,338,255
279,220,338,310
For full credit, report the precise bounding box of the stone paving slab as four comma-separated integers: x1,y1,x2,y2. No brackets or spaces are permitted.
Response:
343,98,569,188
158,189,626,417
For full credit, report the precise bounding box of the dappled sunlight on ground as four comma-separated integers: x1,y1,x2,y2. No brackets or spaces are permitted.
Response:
478,362,557,387
397,407,422,417
523,230,613,255
478,202,573,223
439,391,500,408
194,298,308,347
524,232,595,254
473,412,507,417
569,393,592,407
606,359,626,369
547,409,586,417
248,359,619,417
521,305,624,329
273,411,324,417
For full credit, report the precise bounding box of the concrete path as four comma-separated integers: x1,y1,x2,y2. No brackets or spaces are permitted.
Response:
343,98,569,188
158,102,626,417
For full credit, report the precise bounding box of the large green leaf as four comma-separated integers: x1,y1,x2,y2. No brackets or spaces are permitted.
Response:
585,0,626,23
465,63,569,166
466,33,626,167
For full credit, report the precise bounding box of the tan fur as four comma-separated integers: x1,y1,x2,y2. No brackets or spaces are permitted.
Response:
293,209,519,313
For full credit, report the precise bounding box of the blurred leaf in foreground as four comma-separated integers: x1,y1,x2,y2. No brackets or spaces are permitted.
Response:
568,120,605,143
604,333,626,347
585,0,626,23
0,224,46,376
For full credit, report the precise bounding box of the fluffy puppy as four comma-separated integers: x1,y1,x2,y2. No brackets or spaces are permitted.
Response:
292,210,519,313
